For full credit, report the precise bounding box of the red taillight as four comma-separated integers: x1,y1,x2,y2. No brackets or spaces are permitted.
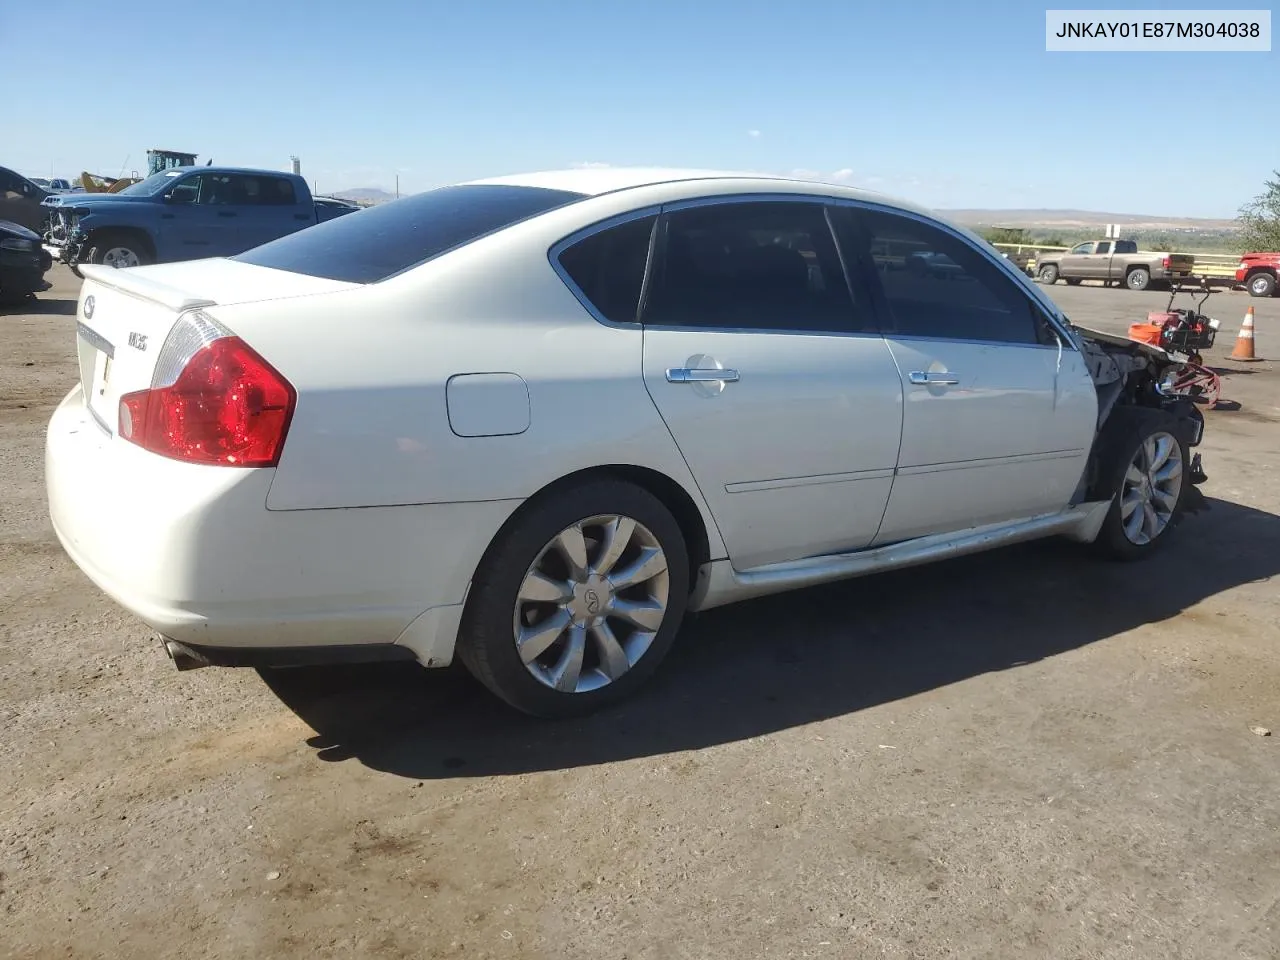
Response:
1162,256,1171,270
119,336,295,467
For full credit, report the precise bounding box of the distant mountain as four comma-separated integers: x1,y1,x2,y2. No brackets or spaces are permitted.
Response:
329,187,399,205
940,208,1238,231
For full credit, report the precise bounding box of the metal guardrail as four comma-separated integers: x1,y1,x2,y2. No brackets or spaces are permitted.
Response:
990,243,1242,280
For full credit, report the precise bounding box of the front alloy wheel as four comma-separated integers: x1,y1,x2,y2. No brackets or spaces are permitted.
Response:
514,515,669,694
100,246,141,268
1118,432,1183,546
1091,409,1191,560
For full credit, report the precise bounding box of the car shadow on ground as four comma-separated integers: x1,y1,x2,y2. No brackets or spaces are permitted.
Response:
0,296,76,317
262,497,1280,780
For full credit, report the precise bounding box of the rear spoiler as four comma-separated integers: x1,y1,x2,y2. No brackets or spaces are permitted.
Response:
79,264,216,313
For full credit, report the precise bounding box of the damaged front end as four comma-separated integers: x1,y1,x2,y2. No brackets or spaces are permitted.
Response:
41,201,88,268
1075,324,1210,510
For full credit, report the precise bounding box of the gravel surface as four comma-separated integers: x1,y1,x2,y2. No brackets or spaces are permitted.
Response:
2,267,1278,959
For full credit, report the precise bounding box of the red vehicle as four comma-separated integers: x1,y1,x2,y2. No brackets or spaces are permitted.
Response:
1236,252,1280,297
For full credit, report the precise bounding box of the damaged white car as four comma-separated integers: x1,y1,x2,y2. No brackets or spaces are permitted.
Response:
45,169,1208,717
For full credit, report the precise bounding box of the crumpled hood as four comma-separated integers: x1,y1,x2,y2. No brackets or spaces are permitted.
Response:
43,192,150,208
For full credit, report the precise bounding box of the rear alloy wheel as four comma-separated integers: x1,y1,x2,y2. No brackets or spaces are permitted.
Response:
1092,411,1189,560
1126,267,1151,291
1247,272,1277,297
458,480,689,717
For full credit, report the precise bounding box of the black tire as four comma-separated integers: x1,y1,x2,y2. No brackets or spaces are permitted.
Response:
84,231,152,269
457,479,690,718
1038,264,1059,284
1090,407,1191,561
1247,271,1277,298
1125,267,1151,291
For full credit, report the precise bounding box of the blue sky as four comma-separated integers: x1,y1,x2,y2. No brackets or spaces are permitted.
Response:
6,0,1274,217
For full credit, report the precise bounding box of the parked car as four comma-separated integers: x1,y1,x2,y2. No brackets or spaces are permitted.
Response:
0,220,52,303
41,166,358,274
1235,252,1279,297
31,177,74,194
0,165,49,233
1035,239,1195,290
314,195,362,216
45,169,1208,718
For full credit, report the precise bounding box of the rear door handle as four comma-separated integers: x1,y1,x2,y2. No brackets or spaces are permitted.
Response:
908,370,960,386
666,367,740,384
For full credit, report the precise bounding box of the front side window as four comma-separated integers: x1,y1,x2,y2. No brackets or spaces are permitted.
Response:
557,215,656,324
1070,242,1093,255
642,200,859,332
848,208,1040,345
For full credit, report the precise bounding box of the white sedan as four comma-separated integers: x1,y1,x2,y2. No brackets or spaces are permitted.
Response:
45,168,1208,717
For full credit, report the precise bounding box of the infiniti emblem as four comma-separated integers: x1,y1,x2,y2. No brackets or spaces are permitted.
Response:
584,590,601,615
83,295,95,320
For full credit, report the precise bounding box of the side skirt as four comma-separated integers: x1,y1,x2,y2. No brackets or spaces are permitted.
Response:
689,500,1113,612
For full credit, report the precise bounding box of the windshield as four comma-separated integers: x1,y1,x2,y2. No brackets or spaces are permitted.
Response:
233,183,587,284
115,170,187,197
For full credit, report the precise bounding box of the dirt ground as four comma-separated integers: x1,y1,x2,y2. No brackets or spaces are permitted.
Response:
2,266,1278,960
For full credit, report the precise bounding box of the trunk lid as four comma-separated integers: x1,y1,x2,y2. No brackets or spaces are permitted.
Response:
73,260,356,435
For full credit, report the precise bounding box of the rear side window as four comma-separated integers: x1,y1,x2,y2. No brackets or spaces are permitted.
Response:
230,175,297,206
1114,240,1138,253
643,201,861,333
234,184,587,284
556,215,656,324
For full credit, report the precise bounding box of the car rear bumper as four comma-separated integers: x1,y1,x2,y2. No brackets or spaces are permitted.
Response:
45,385,520,664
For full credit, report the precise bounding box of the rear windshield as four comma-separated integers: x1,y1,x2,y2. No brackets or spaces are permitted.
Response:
233,183,587,283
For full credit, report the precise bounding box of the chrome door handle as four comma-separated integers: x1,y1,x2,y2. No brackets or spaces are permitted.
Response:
908,370,960,386
666,367,740,384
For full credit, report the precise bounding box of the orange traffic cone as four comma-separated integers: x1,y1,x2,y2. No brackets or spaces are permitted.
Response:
1229,305,1261,361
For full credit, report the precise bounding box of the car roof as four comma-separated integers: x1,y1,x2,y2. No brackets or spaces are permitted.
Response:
164,166,299,177
463,166,930,215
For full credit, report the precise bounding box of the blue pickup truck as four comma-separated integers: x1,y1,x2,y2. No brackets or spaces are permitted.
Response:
41,167,358,274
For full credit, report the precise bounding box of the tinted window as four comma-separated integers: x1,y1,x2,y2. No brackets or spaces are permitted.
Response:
1115,240,1138,253
234,184,586,284
557,215,656,324
1096,241,1111,254
643,201,859,332
227,175,297,206
848,209,1039,344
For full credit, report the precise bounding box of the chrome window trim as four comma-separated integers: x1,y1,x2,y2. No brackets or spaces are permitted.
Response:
826,197,1080,351
547,188,1079,349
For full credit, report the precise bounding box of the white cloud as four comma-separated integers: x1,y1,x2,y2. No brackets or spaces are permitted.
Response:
570,161,612,169
747,129,762,138
830,168,854,182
